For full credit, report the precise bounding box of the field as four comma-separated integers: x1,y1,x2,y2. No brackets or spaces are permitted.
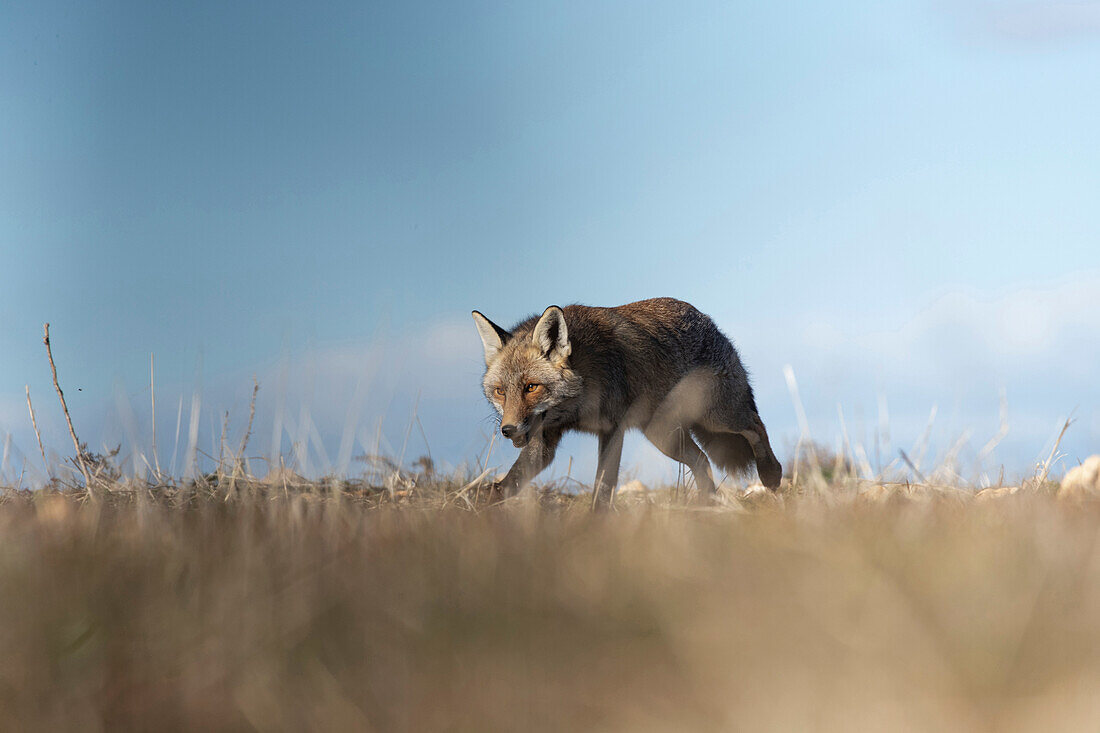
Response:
3,462,1100,732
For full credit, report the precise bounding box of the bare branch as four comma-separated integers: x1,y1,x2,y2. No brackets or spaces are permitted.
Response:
43,323,93,495
238,377,259,460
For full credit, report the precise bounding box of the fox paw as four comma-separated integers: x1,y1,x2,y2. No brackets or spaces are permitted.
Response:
758,461,783,490
475,482,510,506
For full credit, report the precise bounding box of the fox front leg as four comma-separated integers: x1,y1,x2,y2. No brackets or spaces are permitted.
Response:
593,427,624,508
493,427,562,498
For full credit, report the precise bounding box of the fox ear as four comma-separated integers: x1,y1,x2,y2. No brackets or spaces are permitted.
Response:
471,310,510,365
533,306,570,362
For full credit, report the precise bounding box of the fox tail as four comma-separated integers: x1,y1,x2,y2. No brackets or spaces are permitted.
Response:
692,426,757,477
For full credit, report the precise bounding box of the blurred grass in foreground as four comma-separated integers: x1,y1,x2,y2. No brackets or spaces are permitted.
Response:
2,475,1100,732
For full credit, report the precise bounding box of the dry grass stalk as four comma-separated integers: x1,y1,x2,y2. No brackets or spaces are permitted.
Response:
1036,416,1074,486
898,448,927,484
218,410,230,480
25,385,49,481
150,353,162,479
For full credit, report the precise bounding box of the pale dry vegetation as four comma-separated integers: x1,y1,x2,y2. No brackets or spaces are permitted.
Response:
2,468,1100,732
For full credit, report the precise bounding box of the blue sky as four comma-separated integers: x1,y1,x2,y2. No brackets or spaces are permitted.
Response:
2,1,1098,486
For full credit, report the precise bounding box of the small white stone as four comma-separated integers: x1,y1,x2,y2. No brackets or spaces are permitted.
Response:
974,486,1020,502
738,483,782,508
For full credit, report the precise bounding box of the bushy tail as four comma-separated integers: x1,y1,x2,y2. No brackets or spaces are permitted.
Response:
693,427,756,477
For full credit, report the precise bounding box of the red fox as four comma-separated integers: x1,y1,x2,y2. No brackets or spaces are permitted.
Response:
472,298,782,505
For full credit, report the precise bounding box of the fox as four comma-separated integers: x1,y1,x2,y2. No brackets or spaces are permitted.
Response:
471,297,782,505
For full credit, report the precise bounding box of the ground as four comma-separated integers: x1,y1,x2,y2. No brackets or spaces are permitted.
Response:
1,471,1098,732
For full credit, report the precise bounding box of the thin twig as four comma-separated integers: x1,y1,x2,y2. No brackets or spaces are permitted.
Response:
25,385,50,481
227,377,260,500
238,377,259,461
43,324,93,494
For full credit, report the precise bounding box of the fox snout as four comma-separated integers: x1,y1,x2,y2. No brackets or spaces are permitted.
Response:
501,409,545,447
500,405,531,440
497,391,545,447
500,420,533,448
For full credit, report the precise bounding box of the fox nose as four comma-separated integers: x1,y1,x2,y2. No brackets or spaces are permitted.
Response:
501,424,517,439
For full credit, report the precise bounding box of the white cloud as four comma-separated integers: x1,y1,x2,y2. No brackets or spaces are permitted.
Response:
946,1,1100,44
984,2,1100,42
745,272,1100,477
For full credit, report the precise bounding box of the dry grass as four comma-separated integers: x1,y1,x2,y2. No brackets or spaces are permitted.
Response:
1,471,1099,732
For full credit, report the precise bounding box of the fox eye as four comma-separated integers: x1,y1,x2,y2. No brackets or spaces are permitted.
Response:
494,387,505,398
525,383,540,393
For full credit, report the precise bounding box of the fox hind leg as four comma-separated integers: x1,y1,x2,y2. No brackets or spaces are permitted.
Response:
748,413,783,488
645,371,719,500
643,422,716,500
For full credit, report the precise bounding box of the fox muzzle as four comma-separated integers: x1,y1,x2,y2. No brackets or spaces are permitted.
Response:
501,423,530,448
500,413,544,448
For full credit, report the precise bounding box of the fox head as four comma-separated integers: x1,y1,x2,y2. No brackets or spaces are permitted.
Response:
471,306,582,448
